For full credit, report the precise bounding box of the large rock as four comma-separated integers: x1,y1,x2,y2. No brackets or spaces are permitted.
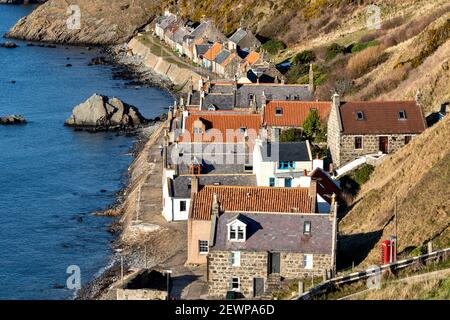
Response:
6,0,160,45
65,94,148,130
0,115,27,125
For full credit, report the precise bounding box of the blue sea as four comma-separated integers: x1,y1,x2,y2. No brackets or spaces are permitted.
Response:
0,4,172,299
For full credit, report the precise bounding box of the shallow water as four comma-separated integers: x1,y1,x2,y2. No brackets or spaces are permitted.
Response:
0,4,173,299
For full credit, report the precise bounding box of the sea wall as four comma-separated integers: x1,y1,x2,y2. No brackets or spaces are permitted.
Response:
127,37,203,92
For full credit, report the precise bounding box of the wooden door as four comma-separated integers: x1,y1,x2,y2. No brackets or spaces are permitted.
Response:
269,252,280,274
379,136,389,154
253,278,265,297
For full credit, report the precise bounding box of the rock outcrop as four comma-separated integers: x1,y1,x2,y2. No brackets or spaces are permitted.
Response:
0,41,18,48
0,115,27,125
6,0,161,45
65,94,148,131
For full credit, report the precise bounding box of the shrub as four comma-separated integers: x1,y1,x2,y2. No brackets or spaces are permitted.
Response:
302,109,322,139
347,44,386,78
351,40,380,53
280,128,301,142
261,39,286,55
325,43,345,61
291,50,316,65
354,164,374,185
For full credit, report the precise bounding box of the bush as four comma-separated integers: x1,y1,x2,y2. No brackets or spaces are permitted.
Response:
325,43,345,61
354,164,374,185
347,44,386,78
261,39,286,55
351,40,380,53
291,50,316,65
279,128,301,142
302,109,322,139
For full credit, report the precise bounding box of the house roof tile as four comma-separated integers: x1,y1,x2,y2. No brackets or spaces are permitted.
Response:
211,211,332,253
339,101,427,134
264,101,331,127
180,113,261,143
203,43,223,61
190,186,314,220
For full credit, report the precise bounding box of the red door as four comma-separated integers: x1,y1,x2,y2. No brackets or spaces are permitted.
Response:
379,136,389,154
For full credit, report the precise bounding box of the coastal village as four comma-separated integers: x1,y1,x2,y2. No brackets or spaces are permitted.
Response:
91,10,448,301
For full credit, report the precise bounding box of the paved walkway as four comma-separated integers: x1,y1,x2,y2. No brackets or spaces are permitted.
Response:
112,124,209,299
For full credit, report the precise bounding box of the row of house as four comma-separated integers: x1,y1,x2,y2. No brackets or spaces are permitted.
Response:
154,11,283,82
159,77,428,298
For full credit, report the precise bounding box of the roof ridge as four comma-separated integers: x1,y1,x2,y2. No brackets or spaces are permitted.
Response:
202,185,309,190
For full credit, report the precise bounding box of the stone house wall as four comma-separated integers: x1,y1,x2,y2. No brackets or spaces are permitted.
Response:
339,134,416,166
207,250,332,298
327,101,342,168
116,288,167,300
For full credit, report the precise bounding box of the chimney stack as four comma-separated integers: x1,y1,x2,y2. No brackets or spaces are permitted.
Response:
191,176,199,197
332,92,340,109
309,179,317,213
308,63,315,94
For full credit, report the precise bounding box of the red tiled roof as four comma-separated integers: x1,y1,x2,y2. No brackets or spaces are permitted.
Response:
180,113,261,143
203,43,222,61
339,101,427,134
221,52,238,67
190,186,314,220
264,101,331,127
245,51,260,65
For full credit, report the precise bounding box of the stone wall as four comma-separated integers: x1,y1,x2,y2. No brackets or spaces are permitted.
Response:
281,253,331,278
128,38,203,92
116,288,167,300
327,102,342,168
207,250,332,298
339,134,416,166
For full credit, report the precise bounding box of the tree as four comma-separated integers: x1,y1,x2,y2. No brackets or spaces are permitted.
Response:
291,50,316,65
302,109,322,139
279,128,299,142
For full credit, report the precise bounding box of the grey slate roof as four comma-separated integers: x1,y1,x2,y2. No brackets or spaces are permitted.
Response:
196,44,211,56
211,212,333,254
229,28,248,44
167,143,252,174
158,15,177,31
261,142,311,162
173,28,188,44
214,50,231,65
201,83,314,109
172,175,257,198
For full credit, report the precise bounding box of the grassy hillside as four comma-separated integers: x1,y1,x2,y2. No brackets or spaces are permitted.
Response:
338,115,450,268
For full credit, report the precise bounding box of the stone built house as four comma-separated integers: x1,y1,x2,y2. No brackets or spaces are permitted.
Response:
186,184,324,265
327,93,427,168
205,187,338,298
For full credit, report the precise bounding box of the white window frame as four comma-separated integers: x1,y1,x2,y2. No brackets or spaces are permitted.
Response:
303,221,311,235
231,251,241,267
199,240,209,254
354,136,364,150
227,220,247,242
231,277,240,291
303,254,313,270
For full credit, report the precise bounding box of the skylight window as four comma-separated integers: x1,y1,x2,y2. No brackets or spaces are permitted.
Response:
275,108,283,116
356,111,365,120
398,110,407,120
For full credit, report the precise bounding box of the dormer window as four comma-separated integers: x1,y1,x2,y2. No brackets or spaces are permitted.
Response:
356,111,365,120
193,127,203,134
227,219,247,242
275,108,283,116
398,110,407,120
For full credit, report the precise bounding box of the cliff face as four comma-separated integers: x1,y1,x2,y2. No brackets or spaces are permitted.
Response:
5,0,161,45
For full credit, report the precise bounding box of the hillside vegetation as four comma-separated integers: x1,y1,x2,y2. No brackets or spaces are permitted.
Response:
339,115,450,268
6,0,161,45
